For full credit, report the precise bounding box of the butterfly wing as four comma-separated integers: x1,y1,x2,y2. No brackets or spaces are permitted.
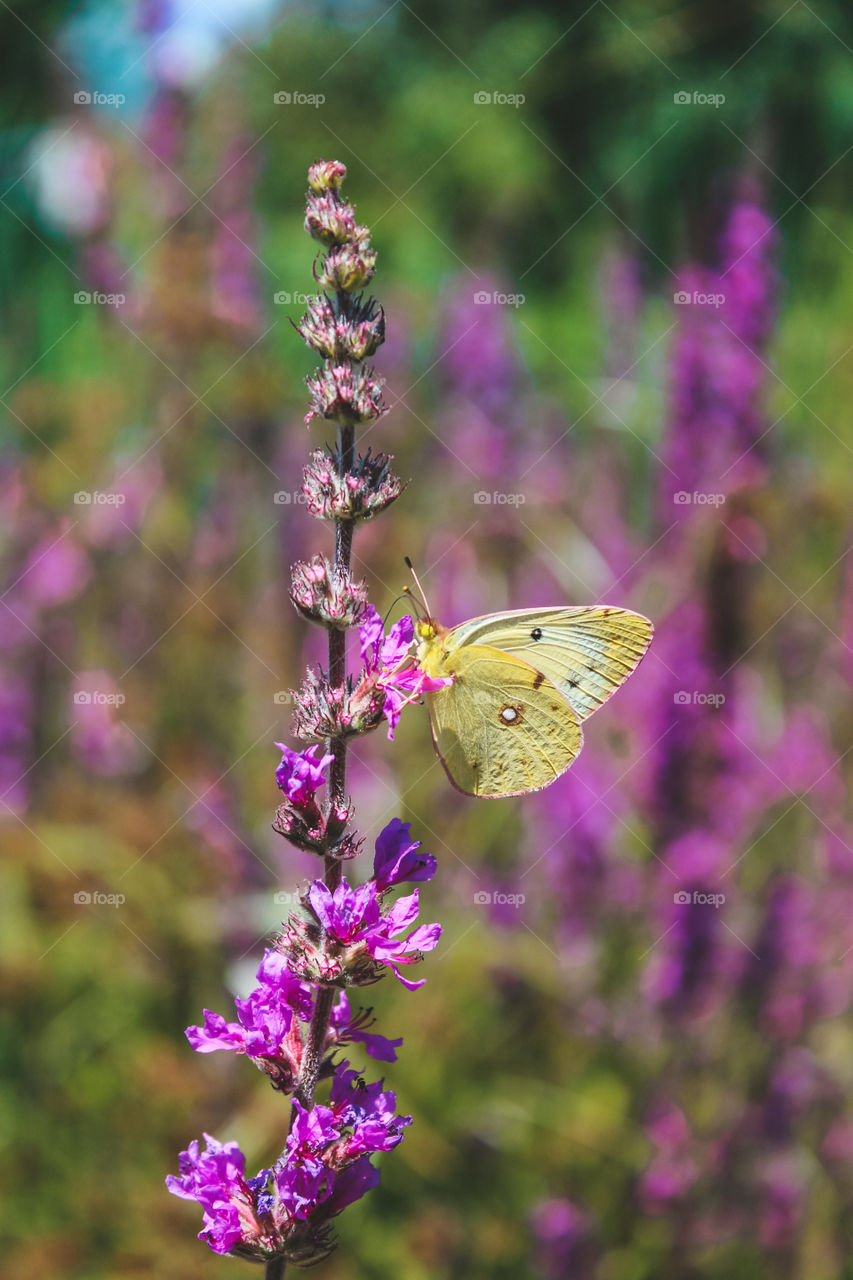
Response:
424,643,583,798
444,607,653,721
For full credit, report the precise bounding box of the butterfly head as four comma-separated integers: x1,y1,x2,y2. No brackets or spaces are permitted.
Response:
414,616,441,664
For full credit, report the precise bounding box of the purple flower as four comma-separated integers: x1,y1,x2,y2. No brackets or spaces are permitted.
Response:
373,817,436,891
286,1100,342,1161
358,605,449,738
307,876,441,989
309,878,380,944
166,1134,264,1255
328,991,403,1062
530,1199,594,1278
185,950,313,1087
274,1159,331,1221
256,948,314,1020
186,988,293,1061
365,890,442,990
274,742,333,805
321,1155,380,1215
329,1063,412,1155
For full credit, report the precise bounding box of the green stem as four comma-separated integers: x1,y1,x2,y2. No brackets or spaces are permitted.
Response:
264,1259,286,1280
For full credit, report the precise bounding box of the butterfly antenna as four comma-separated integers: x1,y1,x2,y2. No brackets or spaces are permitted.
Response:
382,592,411,627
404,556,432,620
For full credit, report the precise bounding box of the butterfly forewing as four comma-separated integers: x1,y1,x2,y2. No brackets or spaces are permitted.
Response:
445,607,653,721
424,644,583,798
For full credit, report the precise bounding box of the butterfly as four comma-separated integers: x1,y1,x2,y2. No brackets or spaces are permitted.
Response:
410,583,653,798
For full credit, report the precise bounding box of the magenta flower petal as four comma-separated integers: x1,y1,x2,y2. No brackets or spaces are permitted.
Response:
373,817,436,890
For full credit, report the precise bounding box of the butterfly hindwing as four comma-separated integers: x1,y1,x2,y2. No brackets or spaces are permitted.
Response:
444,606,653,721
424,644,583,798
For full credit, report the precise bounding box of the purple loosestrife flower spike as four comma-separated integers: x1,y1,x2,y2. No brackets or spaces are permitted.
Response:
171,160,443,1274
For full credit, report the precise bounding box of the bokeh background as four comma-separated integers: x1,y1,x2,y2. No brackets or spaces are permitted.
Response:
3,1,853,1276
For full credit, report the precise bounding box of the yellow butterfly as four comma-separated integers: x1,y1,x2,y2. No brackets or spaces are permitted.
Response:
411,582,653,799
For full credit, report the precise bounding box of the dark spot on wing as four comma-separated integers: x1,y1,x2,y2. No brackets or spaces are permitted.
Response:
532,671,545,690
499,702,525,725
567,678,579,689
530,627,543,641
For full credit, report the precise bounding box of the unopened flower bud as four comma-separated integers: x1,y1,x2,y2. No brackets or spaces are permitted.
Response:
272,797,326,855
307,159,347,193
315,235,377,293
304,193,357,247
325,800,354,848
290,668,384,743
296,294,385,363
290,555,368,629
302,448,405,523
306,360,386,427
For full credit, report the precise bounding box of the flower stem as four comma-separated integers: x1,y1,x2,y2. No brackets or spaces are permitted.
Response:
265,1259,286,1280
296,421,355,1107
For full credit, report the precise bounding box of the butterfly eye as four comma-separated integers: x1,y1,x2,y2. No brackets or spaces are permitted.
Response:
530,627,543,640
